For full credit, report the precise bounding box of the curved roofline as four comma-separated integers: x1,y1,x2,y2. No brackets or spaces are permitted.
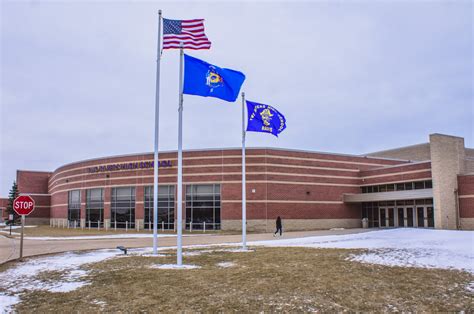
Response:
50,146,412,173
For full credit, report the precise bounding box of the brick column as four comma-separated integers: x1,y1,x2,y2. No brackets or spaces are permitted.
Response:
430,134,465,229
104,187,111,229
135,186,144,231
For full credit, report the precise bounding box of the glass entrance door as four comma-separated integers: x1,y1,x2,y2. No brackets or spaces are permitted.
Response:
397,208,404,227
388,208,395,227
379,208,387,227
417,207,425,227
406,207,414,227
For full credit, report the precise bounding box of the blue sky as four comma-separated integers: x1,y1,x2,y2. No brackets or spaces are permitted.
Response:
1,1,472,196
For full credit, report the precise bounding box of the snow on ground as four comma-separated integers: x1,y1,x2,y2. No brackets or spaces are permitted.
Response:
149,264,201,270
0,249,123,312
217,261,236,268
1,228,472,311
0,294,19,313
251,228,474,273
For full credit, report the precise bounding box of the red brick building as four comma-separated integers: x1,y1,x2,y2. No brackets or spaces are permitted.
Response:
0,198,8,222
3,133,473,230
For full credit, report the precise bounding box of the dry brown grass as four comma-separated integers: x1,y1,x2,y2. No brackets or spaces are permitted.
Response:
2,225,234,237
12,247,474,312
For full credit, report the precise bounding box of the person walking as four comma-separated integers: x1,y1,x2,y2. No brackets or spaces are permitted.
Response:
274,216,282,236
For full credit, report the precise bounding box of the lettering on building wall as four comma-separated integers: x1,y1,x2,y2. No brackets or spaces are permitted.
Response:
88,160,172,173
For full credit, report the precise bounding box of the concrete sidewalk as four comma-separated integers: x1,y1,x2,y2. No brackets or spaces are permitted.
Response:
0,229,371,264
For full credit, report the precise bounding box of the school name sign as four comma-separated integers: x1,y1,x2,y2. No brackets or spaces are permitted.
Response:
88,160,172,173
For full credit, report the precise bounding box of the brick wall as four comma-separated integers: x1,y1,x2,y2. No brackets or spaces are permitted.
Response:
458,175,474,217
19,148,415,229
0,198,8,221
17,170,52,222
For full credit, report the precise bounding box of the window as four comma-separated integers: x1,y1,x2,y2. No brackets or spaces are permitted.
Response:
362,180,432,194
111,187,135,228
86,188,104,227
186,184,221,230
68,190,81,223
415,199,425,205
144,185,175,230
396,183,405,191
414,181,425,190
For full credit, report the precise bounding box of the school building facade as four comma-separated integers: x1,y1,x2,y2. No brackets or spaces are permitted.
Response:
1,133,473,230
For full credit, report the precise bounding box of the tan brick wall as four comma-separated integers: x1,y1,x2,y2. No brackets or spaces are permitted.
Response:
460,218,474,230
465,148,474,159
430,134,465,229
464,159,474,173
366,143,431,161
222,218,361,232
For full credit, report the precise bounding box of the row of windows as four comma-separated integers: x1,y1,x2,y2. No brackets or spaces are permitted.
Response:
144,186,175,230
361,180,432,193
67,184,221,229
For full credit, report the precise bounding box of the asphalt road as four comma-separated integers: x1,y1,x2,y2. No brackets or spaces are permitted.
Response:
0,229,370,264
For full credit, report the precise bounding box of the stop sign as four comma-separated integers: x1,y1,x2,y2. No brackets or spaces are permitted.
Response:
13,195,35,216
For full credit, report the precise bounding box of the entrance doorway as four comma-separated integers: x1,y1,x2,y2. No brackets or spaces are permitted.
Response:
397,208,404,227
362,199,434,228
417,207,425,227
406,207,414,227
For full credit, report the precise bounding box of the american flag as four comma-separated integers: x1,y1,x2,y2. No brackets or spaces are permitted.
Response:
163,18,211,50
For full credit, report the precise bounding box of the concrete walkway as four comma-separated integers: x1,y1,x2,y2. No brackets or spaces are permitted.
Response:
0,229,371,264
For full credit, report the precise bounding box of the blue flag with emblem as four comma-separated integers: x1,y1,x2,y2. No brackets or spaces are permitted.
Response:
183,54,246,102
246,100,287,137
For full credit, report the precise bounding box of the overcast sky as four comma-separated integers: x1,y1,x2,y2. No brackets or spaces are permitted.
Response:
1,0,472,196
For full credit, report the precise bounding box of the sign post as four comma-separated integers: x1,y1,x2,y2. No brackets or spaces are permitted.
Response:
13,195,35,259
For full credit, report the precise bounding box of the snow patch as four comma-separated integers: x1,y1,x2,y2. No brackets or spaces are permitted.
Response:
466,282,474,293
149,264,201,270
217,261,236,268
251,229,474,273
0,293,19,312
221,248,254,253
0,249,122,309
91,299,107,308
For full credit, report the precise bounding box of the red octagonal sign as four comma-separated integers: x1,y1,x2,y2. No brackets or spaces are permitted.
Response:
13,195,35,216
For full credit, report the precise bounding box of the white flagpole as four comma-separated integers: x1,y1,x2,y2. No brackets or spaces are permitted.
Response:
176,44,184,266
241,92,247,250
152,10,162,256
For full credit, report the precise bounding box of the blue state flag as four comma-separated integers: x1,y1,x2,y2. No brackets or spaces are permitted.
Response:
246,100,287,137
183,54,245,102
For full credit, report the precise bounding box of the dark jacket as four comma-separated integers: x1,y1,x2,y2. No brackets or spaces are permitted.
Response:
276,217,282,228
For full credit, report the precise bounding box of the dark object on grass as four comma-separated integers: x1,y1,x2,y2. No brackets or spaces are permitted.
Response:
117,246,128,255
